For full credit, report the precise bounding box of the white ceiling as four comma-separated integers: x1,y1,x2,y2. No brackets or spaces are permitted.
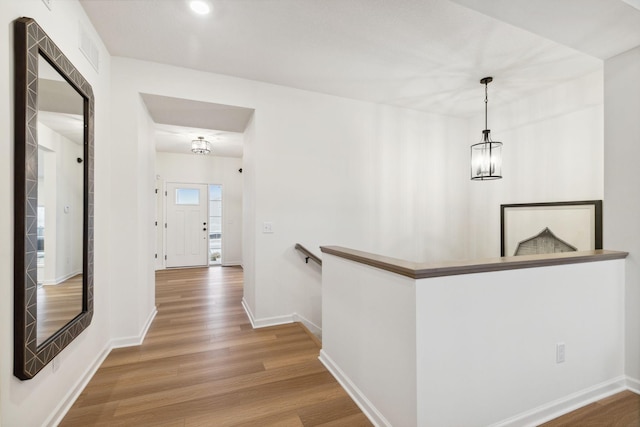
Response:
141,94,252,157
140,94,254,132
39,111,85,145
39,56,85,145
154,123,244,158
451,0,640,60
80,0,640,154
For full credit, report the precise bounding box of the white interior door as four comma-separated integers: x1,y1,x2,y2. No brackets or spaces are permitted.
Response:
166,183,209,268
155,177,164,270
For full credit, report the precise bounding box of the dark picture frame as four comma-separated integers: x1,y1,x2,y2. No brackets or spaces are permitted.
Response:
500,200,602,257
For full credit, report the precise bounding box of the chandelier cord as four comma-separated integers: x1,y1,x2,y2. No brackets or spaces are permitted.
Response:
484,81,488,131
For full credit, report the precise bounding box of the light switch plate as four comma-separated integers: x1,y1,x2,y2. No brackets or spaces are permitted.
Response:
556,343,565,363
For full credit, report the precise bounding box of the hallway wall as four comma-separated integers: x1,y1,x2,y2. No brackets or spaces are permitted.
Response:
106,73,159,347
110,57,471,333
0,1,113,426
605,45,640,386
467,71,604,259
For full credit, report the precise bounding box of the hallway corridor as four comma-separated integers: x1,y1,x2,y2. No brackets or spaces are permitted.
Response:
61,267,370,426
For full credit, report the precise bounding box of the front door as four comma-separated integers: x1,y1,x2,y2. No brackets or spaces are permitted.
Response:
165,183,209,268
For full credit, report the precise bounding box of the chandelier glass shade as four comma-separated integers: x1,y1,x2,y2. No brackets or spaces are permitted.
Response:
191,136,211,155
471,77,503,180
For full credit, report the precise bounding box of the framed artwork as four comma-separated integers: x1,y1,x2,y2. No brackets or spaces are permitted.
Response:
500,200,602,257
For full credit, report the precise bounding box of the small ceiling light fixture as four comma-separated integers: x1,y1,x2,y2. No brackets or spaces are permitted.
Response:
191,136,211,155
471,77,503,181
189,0,211,15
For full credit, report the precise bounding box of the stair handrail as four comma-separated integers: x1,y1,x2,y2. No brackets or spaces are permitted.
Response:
295,243,322,266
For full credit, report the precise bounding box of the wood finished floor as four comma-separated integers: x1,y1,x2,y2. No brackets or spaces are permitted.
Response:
539,390,640,427
61,266,371,427
60,266,639,426
37,274,83,343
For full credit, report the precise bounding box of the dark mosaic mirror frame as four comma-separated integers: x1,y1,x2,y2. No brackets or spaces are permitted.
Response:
14,17,94,380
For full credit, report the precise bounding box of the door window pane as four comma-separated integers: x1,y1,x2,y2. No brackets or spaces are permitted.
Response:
209,200,222,216
209,184,222,265
209,216,222,232
209,185,222,200
175,188,199,205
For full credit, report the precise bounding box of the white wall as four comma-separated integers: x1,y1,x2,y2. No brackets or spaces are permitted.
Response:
38,146,58,284
320,255,417,427
108,79,157,345
110,56,605,337
0,1,112,426
321,253,625,427
242,115,257,312
155,152,243,266
38,123,84,284
110,57,471,333
249,89,471,332
468,71,604,258
604,45,640,385
136,99,157,339
416,260,625,426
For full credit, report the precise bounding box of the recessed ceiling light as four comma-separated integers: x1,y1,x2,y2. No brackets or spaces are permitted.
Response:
189,0,211,15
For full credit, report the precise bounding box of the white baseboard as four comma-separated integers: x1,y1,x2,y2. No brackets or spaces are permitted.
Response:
292,313,322,340
42,270,83,286
241,298,256,327
222,260,242,267
241,297,294,328
111,307,157,349
45,342,112,427
490,376,628,427
46,307,158,425
240,301,322,338
319,350,390,427
319,352,636,427
626,376,640,394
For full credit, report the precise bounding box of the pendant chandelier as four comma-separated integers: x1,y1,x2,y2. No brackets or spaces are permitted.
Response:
471,77,502,180
191,136,211,155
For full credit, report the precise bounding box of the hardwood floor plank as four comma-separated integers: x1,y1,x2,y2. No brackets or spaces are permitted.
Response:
238,412,305,427
540,390,640,426
37,274,83,343
61,266,638,426
111,361,329,417
297,395,364,426
77,360,267,408
61,267,371,427
314,413,374,427
182,379,346,427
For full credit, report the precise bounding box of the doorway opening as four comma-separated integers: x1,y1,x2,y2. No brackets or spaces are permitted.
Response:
209,184,222,266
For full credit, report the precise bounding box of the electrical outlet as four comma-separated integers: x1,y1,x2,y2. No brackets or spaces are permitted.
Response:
556,342,566,363
262,222,274,233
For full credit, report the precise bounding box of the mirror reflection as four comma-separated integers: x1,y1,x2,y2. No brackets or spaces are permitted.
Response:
36,55,84,345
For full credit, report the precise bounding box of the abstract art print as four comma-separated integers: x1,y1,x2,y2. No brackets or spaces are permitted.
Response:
500,200,602,257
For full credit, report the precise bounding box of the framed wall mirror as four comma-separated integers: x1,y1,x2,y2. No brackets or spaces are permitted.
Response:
14,17,94,380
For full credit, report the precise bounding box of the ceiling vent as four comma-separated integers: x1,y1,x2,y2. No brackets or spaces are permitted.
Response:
79,23,100,72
